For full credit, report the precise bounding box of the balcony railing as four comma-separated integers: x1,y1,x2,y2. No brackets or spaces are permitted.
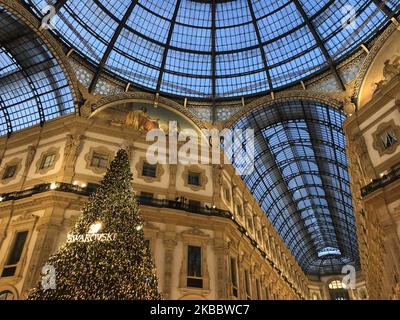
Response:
0,181,306,298
0,182,96,201
361,166,400,197
0,182,232,219
138,196,232,219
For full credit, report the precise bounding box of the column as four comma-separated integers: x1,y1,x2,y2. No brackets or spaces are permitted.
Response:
162,238,177,299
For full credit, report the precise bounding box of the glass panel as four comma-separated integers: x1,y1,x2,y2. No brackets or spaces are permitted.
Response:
23,0,397,99
91,152,109,168
0,8,74,136
187,245,201,278
2,231,28,277
188,172,200,186
229,100,358,275
187,245,202,288
41,154,55,169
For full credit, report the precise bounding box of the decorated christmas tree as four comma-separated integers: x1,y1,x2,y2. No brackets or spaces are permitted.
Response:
28,149,162,300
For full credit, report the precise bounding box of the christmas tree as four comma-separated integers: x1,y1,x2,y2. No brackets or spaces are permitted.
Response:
28,149,162,300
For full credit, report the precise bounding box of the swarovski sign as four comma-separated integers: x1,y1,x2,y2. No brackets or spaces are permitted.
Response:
67,233,117,243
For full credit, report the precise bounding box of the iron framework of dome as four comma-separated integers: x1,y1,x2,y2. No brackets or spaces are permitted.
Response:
231,100,359,275
0,6,75,136
2,0,398,276
24,0,400,100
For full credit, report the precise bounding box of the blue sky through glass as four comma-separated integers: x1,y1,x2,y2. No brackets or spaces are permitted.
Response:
25,0,398,99
0,6,74,136
231,100,359,275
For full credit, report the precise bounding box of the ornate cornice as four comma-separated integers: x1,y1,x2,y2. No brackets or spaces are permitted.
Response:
0,0,81,109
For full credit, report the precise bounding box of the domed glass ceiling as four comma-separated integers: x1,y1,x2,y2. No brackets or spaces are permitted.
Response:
0,6,74,136
231,100,359,275
25,0,399,99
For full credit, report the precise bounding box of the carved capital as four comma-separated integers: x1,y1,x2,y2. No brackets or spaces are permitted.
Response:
163,238,178,249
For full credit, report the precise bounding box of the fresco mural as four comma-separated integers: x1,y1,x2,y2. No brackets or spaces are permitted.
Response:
93,102,199,134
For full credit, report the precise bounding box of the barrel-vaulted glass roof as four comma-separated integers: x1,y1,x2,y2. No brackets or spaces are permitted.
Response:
231,100,359,275
25,0,399,100
0,6,74,136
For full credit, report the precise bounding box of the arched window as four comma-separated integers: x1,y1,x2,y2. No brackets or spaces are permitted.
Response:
0,291,15,300
328,280,349,300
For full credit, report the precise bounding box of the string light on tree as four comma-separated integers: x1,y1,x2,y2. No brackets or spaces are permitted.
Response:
50,182,58,190
88,221,103,234
28,149,162,300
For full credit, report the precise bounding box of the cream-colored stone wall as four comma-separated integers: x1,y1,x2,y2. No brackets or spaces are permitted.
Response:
344,76,400,299
0,114,310,300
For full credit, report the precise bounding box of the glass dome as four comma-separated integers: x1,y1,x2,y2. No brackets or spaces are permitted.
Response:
0,6,75,136
231,100,359,275
25,0,398,100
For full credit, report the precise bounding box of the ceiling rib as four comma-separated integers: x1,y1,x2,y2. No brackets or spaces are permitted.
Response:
53,0,68,12
325,106,357,261
292,0,346,91
298,101,344,261
234,102,359,275
371,0,396,18
2,40,46,126
88,0,139,93
156,0,182,94
211,0,217,123
246,0,273,92
0,95,12,134
248,112,317,269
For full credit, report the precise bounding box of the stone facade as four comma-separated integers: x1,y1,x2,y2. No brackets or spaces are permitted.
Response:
0,111,309,300
344,77,400,299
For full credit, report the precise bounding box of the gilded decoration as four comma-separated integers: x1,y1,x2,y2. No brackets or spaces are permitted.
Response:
224,91,343,128
89,92,207,130
353,24,398,101
374,56,400,94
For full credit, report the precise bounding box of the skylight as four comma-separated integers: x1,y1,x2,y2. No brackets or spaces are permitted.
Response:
24,0,398,100
318,247,341,258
